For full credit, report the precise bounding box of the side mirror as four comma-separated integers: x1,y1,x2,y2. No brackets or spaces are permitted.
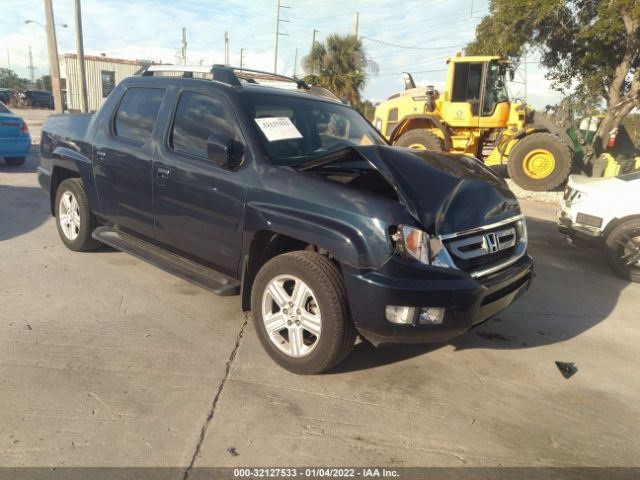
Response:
207,134,242,169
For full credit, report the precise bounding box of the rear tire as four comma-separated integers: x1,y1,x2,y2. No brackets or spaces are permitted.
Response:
605,220,640,283
507,132,572,191
54,178,102,252
251,251,356,374
396,129,445,151
5,156,26,166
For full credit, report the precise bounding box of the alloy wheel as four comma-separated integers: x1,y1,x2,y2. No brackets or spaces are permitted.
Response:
615,231,640,271
261,274,322,358
58,190,81,241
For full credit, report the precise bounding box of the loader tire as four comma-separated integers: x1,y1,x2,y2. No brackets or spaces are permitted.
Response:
396,129,444,152
507,132,572,191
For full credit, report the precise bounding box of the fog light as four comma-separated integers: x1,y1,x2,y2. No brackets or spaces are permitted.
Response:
385,305,415,324
418,307,445,325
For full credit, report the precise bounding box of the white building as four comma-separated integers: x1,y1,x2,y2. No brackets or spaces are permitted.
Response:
60,54,148,112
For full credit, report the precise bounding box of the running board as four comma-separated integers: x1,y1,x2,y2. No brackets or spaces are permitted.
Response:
92,226,240,296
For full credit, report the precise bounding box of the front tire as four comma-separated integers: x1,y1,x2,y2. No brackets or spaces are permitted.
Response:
605,220,640,283
251,251,356,374
5,156,26,166
396,129,445,151
54,178,102,252
507,132,572,191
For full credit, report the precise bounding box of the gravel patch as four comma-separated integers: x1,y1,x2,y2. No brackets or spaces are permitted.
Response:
506,179,564,206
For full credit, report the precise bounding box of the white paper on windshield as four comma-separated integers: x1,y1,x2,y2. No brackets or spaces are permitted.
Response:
255,117,303,142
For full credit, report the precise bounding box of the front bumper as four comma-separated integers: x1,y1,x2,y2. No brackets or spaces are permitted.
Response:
342,254,533,346
557,198,603,249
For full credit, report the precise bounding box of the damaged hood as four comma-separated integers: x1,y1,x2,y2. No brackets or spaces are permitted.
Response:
301,145,520,235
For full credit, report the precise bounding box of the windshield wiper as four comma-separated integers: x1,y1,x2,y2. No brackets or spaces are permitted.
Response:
294,146,357,171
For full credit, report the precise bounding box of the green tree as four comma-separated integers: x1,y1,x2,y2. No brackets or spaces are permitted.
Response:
303,34,377,106
35,75,52,91
356,99,377,121
0,68,28,90
466,0,640,150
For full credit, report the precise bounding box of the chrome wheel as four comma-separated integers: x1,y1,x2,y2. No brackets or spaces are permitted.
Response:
58,190,80,241
261,274,322,358
616,232,640,269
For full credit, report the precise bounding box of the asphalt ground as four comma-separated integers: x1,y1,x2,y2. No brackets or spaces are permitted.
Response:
1,110,638,475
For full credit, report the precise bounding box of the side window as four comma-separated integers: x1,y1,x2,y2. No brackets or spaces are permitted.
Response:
451,63,483,102
170,91,237,159
101,71,116,98
114,87,164,143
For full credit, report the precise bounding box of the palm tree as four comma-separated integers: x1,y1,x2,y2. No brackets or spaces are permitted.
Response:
302,34,377,107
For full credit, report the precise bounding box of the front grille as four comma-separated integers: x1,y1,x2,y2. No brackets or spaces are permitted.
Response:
443,220,525,274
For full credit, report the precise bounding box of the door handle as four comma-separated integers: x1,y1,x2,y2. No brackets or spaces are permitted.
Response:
157,167,170,181
95,150,106,165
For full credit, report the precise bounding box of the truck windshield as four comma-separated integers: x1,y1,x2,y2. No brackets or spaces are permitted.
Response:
482,62,509,116
240,91,386,166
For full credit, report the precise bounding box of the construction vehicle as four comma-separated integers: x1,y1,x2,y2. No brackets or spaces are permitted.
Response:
373,54,640,191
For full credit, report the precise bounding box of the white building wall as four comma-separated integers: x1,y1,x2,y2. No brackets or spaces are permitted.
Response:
62,55,144,112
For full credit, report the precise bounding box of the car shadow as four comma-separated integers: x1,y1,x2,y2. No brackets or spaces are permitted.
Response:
329,215,629,374
0,185,50,242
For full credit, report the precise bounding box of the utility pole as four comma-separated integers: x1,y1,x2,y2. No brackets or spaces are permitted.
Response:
74,0,88,112
181,27,187,65
28,45,35,85
240,48,244,69
273,0,290,73
523,51,528,104
311,28,318,75
44,0,63,113
6,49,10,70
224,32,229,65
293,47,297,77
354,12,359,39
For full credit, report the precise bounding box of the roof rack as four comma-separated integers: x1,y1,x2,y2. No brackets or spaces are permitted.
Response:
134,64,342,103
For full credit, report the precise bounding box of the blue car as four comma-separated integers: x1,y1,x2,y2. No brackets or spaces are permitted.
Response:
0,100,31,166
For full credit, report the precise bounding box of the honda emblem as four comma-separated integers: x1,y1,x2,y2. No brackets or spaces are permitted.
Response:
484,232,500,253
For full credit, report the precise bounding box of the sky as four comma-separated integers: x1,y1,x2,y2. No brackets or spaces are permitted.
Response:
0,0,562,108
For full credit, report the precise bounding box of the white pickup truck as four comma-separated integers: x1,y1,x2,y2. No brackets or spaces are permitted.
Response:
558,172,640,282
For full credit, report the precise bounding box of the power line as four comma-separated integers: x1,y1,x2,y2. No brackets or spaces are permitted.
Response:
377,68,447,77
361,36,460,50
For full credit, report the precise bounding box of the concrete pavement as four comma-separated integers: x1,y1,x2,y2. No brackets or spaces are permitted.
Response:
1,118,639,472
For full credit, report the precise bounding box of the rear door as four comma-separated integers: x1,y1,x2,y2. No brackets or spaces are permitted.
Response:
93,86,165,239
151,87,247,276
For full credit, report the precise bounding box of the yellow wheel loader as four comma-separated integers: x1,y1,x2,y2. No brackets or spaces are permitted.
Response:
373,54,639,191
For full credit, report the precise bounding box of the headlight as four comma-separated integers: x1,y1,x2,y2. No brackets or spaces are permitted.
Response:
398,225,431,263
391,225,455,268
516,218,528,243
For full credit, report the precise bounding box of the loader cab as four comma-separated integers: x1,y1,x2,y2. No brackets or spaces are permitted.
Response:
444,56,511,128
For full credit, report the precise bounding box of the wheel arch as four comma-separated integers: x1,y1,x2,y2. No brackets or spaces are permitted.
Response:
515,111,576,154
239,204,390,311
389,115,452,150
603,214,640,239
50,166,80,215
49,145,100,216
240,230,317,311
